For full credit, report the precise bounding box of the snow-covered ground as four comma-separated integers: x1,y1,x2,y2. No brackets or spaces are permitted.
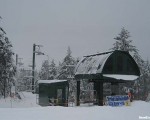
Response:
0,92,39,108
0,92,150,120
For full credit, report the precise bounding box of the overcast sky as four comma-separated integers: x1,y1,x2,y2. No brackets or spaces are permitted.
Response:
0,0,150,69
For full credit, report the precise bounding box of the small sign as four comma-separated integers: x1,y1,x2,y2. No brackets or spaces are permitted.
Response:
106,95,130,106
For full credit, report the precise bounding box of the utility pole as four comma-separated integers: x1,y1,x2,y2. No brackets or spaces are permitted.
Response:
32,44,36,91
32,44,44,92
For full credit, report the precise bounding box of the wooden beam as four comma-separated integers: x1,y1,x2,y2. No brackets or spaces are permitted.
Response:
76,80,80,106
96,82,103,106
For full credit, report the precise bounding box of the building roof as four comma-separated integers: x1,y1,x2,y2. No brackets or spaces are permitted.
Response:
103,74,138,81
74,50,140,82
38,79,67,84
75,51,112,75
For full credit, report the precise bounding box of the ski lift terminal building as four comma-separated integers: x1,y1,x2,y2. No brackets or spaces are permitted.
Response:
74,50,140,106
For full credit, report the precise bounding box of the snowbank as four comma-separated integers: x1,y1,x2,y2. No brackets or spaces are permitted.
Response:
0,92,150,120
0,92,39,108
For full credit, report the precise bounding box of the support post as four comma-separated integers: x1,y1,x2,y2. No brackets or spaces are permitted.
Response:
76,80,80,106
32,44,36,92
97,82,103,106
94,82,98,105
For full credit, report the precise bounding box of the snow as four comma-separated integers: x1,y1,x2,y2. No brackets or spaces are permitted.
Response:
146,93,150,102
0,92,150,120
75,53,111,75
0,92,39,108
38,79,67,84
103,74,139,81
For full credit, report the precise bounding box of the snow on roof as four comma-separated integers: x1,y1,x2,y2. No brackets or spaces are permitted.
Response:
103,74,139,81
24,76,33,78
38,79,67,84
75,52,112,75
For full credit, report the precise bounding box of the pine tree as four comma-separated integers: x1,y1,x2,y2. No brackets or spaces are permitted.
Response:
133,49,150,100
111,27,137,53
56,47,78,99
111,27,150,100
57,46,76,79
49,59,57,80
39,59,57,80
39,60,49,80
0,18,16,98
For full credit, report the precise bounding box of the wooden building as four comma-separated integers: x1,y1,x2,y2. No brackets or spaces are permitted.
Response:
74,50,140,106
38,80,69,106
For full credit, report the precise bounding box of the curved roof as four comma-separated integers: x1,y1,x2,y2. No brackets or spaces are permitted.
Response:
75,51,112,75
74,50,140,81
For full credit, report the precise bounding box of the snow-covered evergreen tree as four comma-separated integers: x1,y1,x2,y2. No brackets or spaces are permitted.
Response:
132,46,150,100
56,47,78,99
17,68,33,91
39,60,49,80
111,27,137,53
39,59,57,80
49,59,57,80
0,17,16,98
57,47,76,79
111,27,150,100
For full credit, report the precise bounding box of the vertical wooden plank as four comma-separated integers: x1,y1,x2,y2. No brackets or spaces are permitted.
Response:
97,82,103,106
99,82,103,106
94,82,98,105
76,80,80,106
